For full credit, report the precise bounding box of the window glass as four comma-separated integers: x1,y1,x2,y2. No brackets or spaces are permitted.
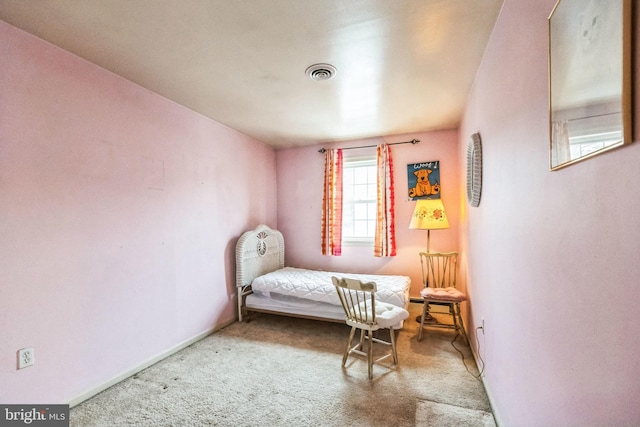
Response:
343,158,376,243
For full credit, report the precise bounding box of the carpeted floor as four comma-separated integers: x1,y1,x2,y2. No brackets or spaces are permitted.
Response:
71,305,493,426
416,400,496,426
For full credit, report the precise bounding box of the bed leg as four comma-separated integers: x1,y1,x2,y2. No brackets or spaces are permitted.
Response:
238,285,252,322
238,288,244,322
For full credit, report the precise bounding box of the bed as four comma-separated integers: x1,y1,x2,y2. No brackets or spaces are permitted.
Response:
235,224,411,324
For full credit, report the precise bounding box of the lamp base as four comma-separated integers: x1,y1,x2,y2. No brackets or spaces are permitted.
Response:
416,314,437,324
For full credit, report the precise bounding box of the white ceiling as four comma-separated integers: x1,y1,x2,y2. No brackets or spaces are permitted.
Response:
0,0,504,149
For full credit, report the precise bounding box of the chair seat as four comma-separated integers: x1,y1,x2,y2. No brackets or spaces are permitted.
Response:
356,301,409,328
420,286,467,302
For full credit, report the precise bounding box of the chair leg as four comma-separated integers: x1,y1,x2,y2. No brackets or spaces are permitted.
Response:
368,330,374,379
343,326,357,366
389,328,398,364
450,303,458,330
418,302,429,341
453,303,469,345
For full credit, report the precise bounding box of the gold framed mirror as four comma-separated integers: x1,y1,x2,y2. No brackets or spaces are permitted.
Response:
548,0,632,170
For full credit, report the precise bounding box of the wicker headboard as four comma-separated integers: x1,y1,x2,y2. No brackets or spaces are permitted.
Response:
235,224,285,288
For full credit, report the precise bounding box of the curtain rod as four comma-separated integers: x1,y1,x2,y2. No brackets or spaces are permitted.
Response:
318,138,420,153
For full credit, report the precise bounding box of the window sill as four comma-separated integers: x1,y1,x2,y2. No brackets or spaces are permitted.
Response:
343,239,374,247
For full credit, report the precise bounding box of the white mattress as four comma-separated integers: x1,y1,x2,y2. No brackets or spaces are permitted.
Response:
251,267,411,309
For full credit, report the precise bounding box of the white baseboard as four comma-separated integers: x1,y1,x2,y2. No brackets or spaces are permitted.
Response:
68,318,235,407
469,336,501,427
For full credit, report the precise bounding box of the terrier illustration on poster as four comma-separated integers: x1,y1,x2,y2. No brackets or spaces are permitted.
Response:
407,161,441,200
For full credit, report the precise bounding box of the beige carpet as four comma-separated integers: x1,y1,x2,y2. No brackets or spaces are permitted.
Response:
71,305,492,426
416,400,496,427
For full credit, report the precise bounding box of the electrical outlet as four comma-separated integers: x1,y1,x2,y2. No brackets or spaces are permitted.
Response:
18,347,35,369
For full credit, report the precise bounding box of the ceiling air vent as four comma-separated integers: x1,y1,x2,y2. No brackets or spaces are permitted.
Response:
305,63,337,81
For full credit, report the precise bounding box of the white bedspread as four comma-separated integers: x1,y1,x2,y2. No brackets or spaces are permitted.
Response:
251,267,410,308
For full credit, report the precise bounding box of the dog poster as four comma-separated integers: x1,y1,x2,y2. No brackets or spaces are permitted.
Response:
407,161,441,200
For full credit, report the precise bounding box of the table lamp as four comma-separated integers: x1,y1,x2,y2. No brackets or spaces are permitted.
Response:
409,198,449,253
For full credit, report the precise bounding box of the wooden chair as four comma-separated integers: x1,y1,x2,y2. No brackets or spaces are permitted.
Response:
332,277,409,379
418,252,468,344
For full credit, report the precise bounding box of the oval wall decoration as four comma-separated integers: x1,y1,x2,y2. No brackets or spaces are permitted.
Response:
466,133,482,207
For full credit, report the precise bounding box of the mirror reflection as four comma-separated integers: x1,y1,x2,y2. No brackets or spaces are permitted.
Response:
549,0,631,170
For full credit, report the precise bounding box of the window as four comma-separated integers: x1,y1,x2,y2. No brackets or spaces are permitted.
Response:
342,158,376,244
567,112,624,159
569,130,623,158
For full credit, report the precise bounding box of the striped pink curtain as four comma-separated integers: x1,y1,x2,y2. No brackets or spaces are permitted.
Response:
321,148,343,256
374,144,396,257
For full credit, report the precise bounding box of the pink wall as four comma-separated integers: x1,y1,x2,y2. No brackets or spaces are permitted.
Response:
0,21,277,404
276,130,460,297
460,0,640,425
